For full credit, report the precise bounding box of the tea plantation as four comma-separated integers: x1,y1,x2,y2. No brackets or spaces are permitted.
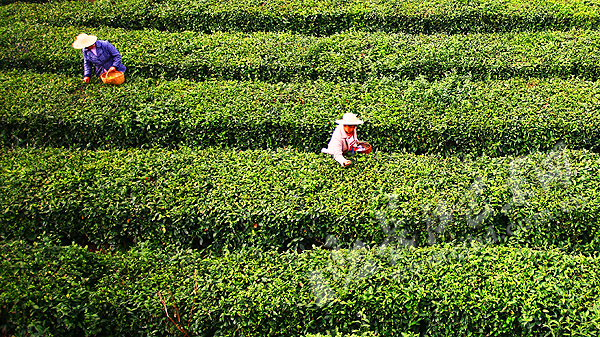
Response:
2,0,600,336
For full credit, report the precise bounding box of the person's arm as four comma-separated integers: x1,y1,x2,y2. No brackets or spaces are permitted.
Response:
325,127,351,166
331,140,350,166
82,50,92,82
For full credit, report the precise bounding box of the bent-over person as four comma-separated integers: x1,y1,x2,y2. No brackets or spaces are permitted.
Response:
72,33,126,84
321,113,371,167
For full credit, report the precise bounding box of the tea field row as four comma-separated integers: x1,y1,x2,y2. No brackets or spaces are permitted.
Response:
2,23,600,82
3,0,600,34
3,71,600,156
2,239,599,336
2,146,599,253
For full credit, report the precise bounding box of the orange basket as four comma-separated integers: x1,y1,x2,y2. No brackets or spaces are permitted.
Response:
100,69,125,85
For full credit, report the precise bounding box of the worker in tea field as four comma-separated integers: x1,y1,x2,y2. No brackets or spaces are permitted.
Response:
321,113,372,167
72,33,126,84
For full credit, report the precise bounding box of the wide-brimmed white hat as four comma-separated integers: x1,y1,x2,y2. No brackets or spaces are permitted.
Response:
335,113,364,125
72,33,98,49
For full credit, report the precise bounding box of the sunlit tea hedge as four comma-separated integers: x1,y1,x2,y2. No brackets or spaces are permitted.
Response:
2,147,599,253
3,24,600,82
3,71,600,156
3,0,600,34
2,240,599,336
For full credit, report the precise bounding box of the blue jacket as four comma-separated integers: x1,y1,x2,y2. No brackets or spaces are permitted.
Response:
82,40,126,77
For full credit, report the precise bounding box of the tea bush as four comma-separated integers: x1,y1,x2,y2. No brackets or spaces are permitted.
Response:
2,0,600,34
2,24,600,82
2,147,599,253
2,71,600,156
0,238,110,336
2,240,600,336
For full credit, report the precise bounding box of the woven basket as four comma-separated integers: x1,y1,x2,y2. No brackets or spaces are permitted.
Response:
100,69,125,85
356,141,372,154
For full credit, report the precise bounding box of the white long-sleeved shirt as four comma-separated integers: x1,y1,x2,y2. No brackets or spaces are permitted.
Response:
321,125,359,166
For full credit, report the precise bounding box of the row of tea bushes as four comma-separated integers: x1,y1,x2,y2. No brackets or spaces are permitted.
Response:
3,23,600,82
2,147,599,253
2,240,599,336
3,71,600,156
3,0,600,34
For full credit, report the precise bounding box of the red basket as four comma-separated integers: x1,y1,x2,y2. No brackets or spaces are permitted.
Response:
356,141,372,154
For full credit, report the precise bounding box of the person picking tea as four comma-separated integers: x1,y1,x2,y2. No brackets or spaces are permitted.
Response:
72,33,126,84
321,113,371,167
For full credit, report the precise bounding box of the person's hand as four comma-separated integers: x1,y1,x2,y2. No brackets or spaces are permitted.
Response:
343,160,352,167
83,76,89,83
108,66,116,73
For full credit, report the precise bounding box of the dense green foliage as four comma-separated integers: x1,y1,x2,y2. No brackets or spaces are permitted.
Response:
3,0,600,34
2,147,599,253
3,71,600,156
2,24,600,82
2,240,600,336
3,0,600,334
